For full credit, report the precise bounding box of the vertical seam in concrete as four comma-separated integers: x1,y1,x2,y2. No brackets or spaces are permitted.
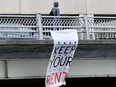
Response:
4,60,8,78
19,0,21,14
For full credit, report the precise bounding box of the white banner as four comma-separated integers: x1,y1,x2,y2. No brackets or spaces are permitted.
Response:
45,30,78,87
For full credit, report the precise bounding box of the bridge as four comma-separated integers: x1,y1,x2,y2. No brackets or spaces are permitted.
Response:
0,14,115,81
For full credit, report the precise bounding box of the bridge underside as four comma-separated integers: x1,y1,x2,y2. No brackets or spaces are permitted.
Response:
0,40,115,79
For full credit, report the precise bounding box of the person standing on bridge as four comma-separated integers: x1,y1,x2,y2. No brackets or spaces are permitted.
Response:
49,2,60,31
49,2,60,16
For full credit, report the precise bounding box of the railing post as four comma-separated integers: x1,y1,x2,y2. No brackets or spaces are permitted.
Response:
36,13,43,40
84,14,90,40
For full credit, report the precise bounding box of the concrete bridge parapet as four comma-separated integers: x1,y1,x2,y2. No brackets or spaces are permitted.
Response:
0,39,115,60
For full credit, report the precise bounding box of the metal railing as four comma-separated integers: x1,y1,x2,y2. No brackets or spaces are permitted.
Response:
0,14,116,40
41,15,84,40
89,16,116,39
0,15,39,39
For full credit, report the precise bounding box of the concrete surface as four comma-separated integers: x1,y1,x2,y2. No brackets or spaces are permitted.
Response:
0,39,115,59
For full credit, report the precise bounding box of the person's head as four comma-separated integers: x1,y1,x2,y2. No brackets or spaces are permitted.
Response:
54,2,59,7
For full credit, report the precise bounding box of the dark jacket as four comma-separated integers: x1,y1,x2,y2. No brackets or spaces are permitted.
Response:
51,7,60,16
49,2,60,16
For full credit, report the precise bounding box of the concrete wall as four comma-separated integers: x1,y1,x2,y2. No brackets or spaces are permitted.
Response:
0,59,115,78
87,0,116,14
0,0,116,14
0,61,6,78
0,0,20,14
